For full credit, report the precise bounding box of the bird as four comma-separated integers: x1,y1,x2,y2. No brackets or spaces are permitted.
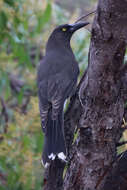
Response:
37,21,89,168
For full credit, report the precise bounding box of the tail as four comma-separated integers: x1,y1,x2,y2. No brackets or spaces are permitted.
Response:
42,108,67,167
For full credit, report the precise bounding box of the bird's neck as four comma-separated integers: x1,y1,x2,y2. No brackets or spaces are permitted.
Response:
46,36,72,53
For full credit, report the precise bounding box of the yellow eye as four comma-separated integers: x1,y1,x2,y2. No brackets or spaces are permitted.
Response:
62,28,67,32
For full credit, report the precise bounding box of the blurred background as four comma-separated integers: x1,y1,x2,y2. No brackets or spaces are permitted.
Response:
0,0,126,190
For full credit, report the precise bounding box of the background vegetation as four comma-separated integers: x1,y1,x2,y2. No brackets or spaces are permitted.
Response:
0,0,126,189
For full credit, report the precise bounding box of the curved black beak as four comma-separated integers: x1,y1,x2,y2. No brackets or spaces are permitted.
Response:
70,22,89,33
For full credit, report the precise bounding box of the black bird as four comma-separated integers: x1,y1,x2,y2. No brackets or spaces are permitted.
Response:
37,22,89,167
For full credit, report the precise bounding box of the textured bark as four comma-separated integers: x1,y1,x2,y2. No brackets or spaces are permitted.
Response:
64,0,127,190
103,150,127,190
42,0,127,189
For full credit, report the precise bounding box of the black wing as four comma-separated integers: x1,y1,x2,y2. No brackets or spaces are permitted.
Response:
38,72,77,132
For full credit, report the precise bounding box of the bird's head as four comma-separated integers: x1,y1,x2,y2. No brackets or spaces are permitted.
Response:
46,22,89,50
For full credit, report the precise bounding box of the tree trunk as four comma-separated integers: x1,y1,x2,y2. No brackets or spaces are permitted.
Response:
64,0,127,190
43,0,127,189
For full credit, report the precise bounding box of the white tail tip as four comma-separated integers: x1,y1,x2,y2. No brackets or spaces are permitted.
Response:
48,153,56,160
41,160,50,168
58,152,67,162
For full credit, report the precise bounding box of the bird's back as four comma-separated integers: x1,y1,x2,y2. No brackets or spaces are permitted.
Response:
37,48,79,84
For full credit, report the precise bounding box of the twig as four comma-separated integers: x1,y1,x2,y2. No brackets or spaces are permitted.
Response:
116,141,127,147
0,97,9,133
75,10,96,23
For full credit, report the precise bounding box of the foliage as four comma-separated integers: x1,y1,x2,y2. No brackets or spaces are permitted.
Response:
0,0,92,189
0,97,43,190
0,0,51,189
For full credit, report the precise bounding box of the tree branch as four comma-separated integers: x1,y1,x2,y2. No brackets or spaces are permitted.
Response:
75,10,96,23
64,0,127,189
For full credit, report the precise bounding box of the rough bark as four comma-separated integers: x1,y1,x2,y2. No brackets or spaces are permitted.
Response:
103,150,127,190
43,0,127,189
64,0,127,190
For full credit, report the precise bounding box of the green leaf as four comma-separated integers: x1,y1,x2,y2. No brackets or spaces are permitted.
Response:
0,71,11,100
17,88,24,105
4,0,15,7
22,135,31,152
0,11,7,30
11,42,32,69
36,3,52,33
0,185,6,190
34,133,43,153
0,156,7,170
